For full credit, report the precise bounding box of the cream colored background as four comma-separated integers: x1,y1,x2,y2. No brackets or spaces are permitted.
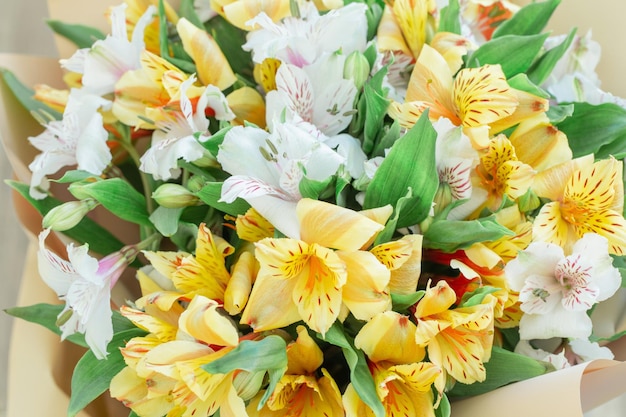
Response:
1,0,626,416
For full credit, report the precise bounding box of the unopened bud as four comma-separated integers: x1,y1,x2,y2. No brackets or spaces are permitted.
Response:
232,370,265,401
186,175,207,193
152,184,200,208
42,198,98,231
344,51,370,90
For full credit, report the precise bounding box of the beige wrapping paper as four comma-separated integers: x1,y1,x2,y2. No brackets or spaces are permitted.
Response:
2,1,626,416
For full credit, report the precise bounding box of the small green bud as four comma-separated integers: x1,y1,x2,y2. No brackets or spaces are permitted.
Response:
152,184,200,208
68,181,92,200
344,51,370,90
186,176,207,193
42,199,98,231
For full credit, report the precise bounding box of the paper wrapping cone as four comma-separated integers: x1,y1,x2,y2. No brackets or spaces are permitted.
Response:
450,360,626,417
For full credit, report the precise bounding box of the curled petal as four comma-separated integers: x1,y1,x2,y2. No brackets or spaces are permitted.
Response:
179,296,239,347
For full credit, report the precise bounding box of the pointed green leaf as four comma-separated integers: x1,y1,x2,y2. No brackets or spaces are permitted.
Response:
321,322,385,417
149,206,183,236
46,20,106,49
68,328,146,417
178,0,204,28
79,178,152,227
158,0,196,73
556,102,626,159
466,33,549,78
362,67,391,154
447,346,551,398
202,335,288,409
5,303,138,350
492,0,560,38
198,125,233,157
459,286,500,307
364,111,438,228
528,28,576,85
434,393,451,417
195,182,250,216
0,67,62,120
423,216,514,252
507,73,550,98
391,290,425,311
439,0,461,34
6,180,125,255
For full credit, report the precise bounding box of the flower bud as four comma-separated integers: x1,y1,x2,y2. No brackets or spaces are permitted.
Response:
186,175,207,193
68,181,92,200
152,183,200,208
232,370,265,401
42,198,98,231
343,50,370,90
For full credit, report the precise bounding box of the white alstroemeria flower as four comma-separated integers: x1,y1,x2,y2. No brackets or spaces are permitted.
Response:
432,117,487,220
61,4,155,96
37,229,135,359
568,338,615,363
542,32,626,108
28,89,111,199
243,1,368,66
505,233,621,340
139,75,235,180
266,56,358,136
514,340,570,370
324,133,367,179
217,121,344,238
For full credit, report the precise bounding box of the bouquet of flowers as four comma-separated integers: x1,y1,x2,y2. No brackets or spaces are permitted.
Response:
3,0,626,416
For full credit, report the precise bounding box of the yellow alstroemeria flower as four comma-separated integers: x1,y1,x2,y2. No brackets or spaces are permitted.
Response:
141,223,242,310
112,0,179,54
247,326,344,417
388,44,519,149
345,311,441,417
226,86,267,128
507,113,573,171
176,18,237,90
475,134,535,211
241,198,393,335
377,0,438,60
370,234,424,295
413,280,496,385
532,156,626,255
210,0,291,31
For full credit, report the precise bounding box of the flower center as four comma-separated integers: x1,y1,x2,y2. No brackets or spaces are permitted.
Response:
555,254,591,290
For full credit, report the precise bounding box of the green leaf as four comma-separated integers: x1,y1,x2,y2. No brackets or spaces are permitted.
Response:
55,170,98,184
158,0,196,74
364,112,438,228
321,323,385,417
423,216,514,252
178,0,204,28
459,286,500,307
202,335,288,409
6,180,125,255
528,28,576,86
149,206,183,237
299,176,334,200
492,0,560,38
46,20,106,49
198,125,233,157
195,182,250,216
0,67,62,120
391,290,425,311
506,73,550,98
79,178,152,227
447,346,551,397
434,393,451,417
362,67,391,154
4,304,140,350
68,328,146,417
556,102,626,159
546,103,574,124
466,33,549,78
439,0,461,35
